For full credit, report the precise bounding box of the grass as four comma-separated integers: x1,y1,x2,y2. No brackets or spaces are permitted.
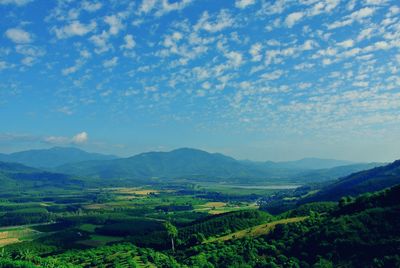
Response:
79,224,102,233
205,216,308,243
194,201,259,215
194,182,289,195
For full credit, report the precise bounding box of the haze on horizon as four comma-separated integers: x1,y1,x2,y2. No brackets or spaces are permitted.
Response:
1,0,399,163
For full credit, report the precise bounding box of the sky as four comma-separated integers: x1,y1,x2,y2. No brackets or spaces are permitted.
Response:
0,0,399,162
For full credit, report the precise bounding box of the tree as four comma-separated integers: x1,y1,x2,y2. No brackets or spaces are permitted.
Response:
0,248,11,259
164,221,178,252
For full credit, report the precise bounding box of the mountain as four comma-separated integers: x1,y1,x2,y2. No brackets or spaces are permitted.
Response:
0,161,84,192
56,148,374,183
0,147,117,168
301,159,400,202
56,148,272,181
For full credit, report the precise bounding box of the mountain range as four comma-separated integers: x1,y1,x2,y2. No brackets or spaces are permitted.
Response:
54,147,381,182
0,147,384,184
0,147,398,203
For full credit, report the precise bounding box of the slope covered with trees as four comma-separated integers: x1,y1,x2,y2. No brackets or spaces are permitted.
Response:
0,161,84,192
302,159,400,202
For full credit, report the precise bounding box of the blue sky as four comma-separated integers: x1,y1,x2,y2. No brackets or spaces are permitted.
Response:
0,0,399,162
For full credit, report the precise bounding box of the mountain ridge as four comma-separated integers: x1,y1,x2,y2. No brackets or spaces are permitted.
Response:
0,146,117,168
54,147,380,183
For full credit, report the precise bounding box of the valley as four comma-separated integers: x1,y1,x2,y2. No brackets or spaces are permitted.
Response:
0,147,399,267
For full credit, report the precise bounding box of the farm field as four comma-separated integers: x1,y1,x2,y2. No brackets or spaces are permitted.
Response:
0,184,266,251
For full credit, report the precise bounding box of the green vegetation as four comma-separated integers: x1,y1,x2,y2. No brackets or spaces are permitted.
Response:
0,154,399,267
301,159,400,202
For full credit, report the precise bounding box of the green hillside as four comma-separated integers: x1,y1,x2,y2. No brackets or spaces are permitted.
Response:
0,161,84,192
301,160,400,202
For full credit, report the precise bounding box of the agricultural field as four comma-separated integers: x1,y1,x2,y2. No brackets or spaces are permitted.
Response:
0,184,267,252
194,201,258,215
0,226,44,247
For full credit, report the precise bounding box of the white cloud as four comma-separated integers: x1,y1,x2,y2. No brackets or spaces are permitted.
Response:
364,0,388,5
350,7,375,21
13,44,45,66
235,0,256,9
72,132,88,143
285,12,304,28
225,51,243,67
195,10,234,33
301,40,317,51
21,56,34,66
346,0,356,11
120,34,135,50
374,41,389,50
105,15,124,36
357,28,374,41
62,65,79,75
260,70,283,80
44,136,70,144
294,62,314,70
327,7,376,29
53,21,97,39
308,0,340,16
0,0,31,6
88,14,125,54
353,81,369,87
138,0,157,14
103,57,118,68
337,39,354,48
5,28,32,43
61,50,89,76
81,1,102,12
44,131,88,144
89,32,110,54
258,0,287,16
0,60,14,70
57,106,73,115
156,0,193,16
249,42,262,61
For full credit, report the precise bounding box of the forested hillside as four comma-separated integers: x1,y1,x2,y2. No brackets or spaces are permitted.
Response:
0,161,84,192
302,159,400,202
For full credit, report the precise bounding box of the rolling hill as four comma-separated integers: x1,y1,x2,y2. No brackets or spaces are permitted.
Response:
0,147,117,168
